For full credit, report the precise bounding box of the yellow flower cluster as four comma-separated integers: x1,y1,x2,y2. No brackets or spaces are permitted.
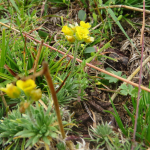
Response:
61,21,94,43
0,79,42,101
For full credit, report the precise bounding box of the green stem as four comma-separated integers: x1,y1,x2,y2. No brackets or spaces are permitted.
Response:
69,41,78,79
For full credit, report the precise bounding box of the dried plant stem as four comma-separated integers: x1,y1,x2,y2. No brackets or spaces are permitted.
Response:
42,62,65,139
33,40,44,80
1,91,7,108
97,5,150,14
1,22,150,93
131,1,145,149
111,56,150,101
40,0,47,18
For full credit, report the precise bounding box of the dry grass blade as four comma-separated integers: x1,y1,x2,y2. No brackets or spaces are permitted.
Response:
91,110,97,128
39,99,48,111
97,5,150,14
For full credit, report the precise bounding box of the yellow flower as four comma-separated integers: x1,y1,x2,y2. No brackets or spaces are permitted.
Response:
30,89,42,101
84,37,94,43
61,25,74,36
65,35,75,43
0,83,21,98
80,21,91,29
16,79,36,94
75,26,89,40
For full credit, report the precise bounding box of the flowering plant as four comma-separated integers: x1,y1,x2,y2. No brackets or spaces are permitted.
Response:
61,21,94,43
0,79,42,113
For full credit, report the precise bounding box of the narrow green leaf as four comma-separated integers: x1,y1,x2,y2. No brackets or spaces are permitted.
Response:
107,8,139,55
25,136,34,148
42,136,50,145
15,130,35,137
10,0,20,14
0,29,6,73
0,72,14,80
21,138,25,150
105,98,127,136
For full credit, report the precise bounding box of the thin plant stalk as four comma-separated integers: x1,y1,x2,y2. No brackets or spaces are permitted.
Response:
131,1,145,149
42,62,65,139
69,41,78,79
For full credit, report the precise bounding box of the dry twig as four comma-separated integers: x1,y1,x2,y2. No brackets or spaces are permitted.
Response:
97,5,150,14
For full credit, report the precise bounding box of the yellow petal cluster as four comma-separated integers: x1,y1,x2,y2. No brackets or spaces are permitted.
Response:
0,79,42,102
16,79,42,101
75,26,89,40
0,83,21,98
61,21,94,43
16,79,36,94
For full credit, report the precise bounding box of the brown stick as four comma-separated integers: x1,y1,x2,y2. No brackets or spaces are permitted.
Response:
42,62,65,139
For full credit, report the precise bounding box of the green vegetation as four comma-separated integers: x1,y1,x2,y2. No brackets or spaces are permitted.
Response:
0,0,149,149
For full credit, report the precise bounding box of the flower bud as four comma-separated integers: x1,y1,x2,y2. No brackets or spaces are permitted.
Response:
84,37,94,43
23,102,30,109
19,106,25,113
30,89,42,101
65,35,75,43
